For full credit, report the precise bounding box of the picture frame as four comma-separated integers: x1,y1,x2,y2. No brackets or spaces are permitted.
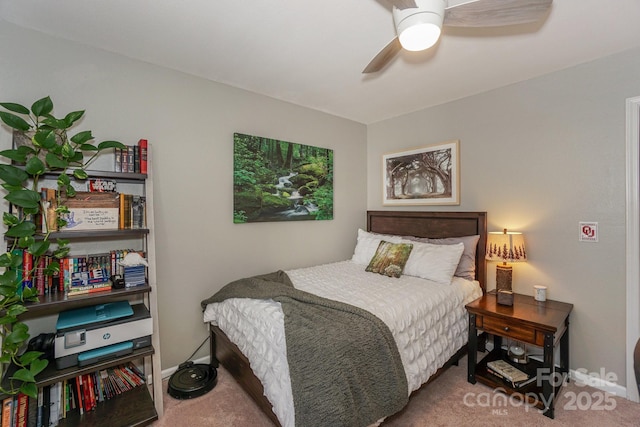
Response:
233,133,334,223
382,140,459,206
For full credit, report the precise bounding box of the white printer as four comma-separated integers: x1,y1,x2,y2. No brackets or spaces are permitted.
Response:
54,301,152,369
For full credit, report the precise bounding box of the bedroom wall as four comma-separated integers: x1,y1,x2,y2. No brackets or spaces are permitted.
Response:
0,21,368,370
367,46,640,389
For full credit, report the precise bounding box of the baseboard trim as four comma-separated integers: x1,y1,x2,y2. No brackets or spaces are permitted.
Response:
570,368,628,399
161,355,211,380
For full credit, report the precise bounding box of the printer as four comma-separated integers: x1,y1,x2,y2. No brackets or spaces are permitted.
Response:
55,301,152,369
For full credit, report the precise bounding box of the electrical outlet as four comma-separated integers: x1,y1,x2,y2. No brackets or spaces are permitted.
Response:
579,222,598,242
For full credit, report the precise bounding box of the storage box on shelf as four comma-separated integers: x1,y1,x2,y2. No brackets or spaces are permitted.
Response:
2,147,162,427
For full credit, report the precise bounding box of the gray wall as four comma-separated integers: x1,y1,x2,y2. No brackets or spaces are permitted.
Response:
0,21,368,370
368,47,640,387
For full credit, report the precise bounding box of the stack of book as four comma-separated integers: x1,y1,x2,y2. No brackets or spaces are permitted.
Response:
0,363,146,427
68,268,111,296
486,359,536,388
114,139,148,174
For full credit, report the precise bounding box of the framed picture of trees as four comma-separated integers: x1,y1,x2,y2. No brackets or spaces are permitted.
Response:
233,133,334,223
382,140,459,206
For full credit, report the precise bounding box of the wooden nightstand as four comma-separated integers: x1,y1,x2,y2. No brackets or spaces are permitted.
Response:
466,291,573,418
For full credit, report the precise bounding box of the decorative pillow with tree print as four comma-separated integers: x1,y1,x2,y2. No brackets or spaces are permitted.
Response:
365,240,414,278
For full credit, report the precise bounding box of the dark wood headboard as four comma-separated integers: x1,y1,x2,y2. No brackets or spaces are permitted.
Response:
367,210,487,292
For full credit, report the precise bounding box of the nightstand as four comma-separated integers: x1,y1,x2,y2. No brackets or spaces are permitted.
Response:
466,291,573,418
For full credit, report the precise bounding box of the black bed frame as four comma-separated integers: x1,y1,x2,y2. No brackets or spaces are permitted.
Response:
209,211,487,426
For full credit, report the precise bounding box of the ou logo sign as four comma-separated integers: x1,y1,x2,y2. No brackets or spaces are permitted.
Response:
579,222,598,242
582,225,595,237
103,333,111,340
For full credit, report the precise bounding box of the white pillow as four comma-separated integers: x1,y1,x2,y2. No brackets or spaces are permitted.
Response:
402,240,464,285
351,229,403,265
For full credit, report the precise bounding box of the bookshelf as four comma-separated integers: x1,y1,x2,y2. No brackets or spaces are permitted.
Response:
2,144,163,426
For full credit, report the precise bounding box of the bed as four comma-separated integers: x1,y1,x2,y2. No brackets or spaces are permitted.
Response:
202,210,487,426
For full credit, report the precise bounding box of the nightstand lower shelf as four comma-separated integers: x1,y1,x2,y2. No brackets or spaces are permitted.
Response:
474,347,568,413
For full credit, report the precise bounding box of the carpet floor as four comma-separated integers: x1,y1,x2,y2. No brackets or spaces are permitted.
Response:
151,355,640,426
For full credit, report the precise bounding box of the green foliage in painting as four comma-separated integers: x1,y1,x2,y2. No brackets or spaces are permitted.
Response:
233,133,334,223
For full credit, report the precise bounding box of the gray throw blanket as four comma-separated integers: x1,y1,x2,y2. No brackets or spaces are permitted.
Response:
201,271,409,427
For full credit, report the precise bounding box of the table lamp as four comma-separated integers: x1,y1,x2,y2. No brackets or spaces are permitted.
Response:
486,229,527,306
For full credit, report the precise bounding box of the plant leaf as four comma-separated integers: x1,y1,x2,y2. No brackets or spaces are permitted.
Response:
70,130,92,144
19,382,38,399
10,368,35,383
61,142,74,158
98,140,126,150
0,313,17,324
5,325,29,345
28,240,50,257
33,130,57,150
29,358,48,376
5,189,41,209
42,117,67,130
25,156,45,176
7,304,27,317
79,144,98,151
0,102,30,114
0,164,28,186
64,110,84,127
0,112,31,131
0,148,27,163
18,236,35,248
19,351,43,365
3,212,19,226
45,153,68,170
5,221,36,238
31,96,53,117
73,169,88,180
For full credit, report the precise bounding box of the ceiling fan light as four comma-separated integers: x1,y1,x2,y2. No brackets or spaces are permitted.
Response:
398,21,442,51
393,0,445,52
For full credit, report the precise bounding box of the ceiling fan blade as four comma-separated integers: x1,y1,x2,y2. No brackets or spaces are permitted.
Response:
363,37,402,74
444,0,552,27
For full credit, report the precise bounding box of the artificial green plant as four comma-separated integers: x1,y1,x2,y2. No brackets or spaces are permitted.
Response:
0,96,125,397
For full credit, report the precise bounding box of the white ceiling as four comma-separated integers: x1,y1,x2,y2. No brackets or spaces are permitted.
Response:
1,0,640,124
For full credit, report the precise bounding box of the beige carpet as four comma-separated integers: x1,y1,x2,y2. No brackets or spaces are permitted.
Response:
151,356,640,426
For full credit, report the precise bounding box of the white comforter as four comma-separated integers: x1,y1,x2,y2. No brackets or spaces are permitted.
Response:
203,260,482,427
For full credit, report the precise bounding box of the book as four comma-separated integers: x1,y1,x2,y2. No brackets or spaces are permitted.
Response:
114,147,122,173
139,139,148,174
27,396,37,427
133,144,140,173
127,146,134,173
36,388,43,427
486,359,529,383
40,187,58,232
2,397,12,427
121,146,128,174
66,283,112,296
15,393,28,427
35,256,47,296
131,195,146,229
22,250,33,291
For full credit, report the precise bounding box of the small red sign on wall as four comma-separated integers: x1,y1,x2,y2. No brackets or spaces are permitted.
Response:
579,222,598,242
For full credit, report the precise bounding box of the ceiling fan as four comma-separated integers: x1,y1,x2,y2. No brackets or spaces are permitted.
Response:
363,0,553,73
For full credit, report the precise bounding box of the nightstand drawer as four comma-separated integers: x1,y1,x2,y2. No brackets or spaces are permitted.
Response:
476,315,537,344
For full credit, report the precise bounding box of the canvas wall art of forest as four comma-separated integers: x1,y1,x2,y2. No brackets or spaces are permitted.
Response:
383,140,460,206
233,133,334,223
